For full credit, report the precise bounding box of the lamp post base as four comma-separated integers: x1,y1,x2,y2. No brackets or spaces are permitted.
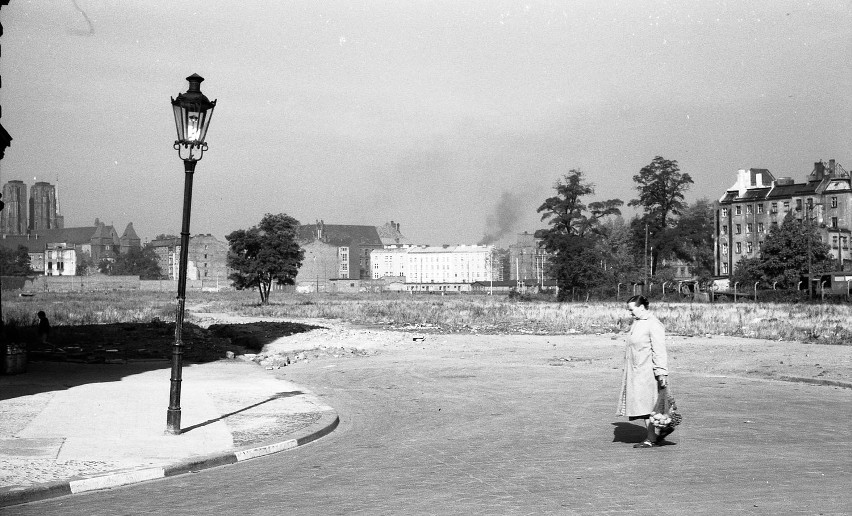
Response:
166,409,181,435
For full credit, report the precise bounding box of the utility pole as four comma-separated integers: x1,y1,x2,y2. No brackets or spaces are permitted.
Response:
644,224,649,294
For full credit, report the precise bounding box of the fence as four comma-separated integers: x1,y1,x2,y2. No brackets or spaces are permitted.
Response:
1,276,228,293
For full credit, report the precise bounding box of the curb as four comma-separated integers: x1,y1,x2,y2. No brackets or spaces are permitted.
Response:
777,376,852,389
0,411,339,508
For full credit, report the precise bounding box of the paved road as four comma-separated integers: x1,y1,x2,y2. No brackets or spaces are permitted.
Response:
6,335,850,515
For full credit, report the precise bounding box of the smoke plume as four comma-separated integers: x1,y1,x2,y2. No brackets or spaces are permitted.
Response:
478,191,522,245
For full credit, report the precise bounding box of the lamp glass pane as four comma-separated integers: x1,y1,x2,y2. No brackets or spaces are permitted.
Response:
172,103,186,141
187,111,202,142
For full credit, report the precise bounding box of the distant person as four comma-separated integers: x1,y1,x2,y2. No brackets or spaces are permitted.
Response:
37,311,51,348
615,295,671,448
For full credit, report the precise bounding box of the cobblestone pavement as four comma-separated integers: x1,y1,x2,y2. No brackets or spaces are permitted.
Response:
6,334,851,515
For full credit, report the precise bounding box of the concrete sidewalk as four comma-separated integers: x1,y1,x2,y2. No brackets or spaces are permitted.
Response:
0,358,339,507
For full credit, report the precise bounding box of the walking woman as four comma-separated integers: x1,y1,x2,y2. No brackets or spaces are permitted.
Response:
616,295,671,448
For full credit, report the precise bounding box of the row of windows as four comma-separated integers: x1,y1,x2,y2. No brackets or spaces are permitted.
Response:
723,237,849,255
721,197,843,218
723,217,843,236
722,242,761,255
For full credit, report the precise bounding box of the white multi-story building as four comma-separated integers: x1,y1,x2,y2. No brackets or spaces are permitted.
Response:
44,242,77,276
372,245,494,283
371,245,420,279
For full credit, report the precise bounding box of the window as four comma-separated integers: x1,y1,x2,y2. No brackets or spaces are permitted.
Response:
735,224,742,234
758,241,763,250
758,222,764,233
722,242,729,255
735,205,742,215
832,236,839,249
771,202,778,213
721,208,729,218
807,198,813,209
757,204,764,214
746,223,753,234
831,196,838,208
796,199,802,210
735,242,742,254
746,242,753,254
722,225,729,235
832,217,838,229
772,221,779,229
746,205,753,214
722,263,729,274
844,237,849,250
783,201,790,210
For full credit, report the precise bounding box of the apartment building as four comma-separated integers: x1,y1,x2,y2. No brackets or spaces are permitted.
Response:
716,159,850,277
405,245,494,284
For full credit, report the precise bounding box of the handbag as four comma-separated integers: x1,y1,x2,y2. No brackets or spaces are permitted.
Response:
650,385,683,429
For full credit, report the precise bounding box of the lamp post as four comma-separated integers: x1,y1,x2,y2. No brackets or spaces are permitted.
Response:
166,74,216,435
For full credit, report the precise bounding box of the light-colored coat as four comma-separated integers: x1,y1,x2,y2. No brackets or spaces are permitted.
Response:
616,313,668,417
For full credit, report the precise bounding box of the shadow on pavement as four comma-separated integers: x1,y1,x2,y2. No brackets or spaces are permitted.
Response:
611,422,648,443
0,360,171,401
180,390,305,433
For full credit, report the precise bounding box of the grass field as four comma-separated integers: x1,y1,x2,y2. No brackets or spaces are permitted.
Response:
4,289,850,345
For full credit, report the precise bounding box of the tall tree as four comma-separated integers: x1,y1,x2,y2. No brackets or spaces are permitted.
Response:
537,169,622,298
538,169,623,238
629,156,693,273
0,245,33,276
227,213,304,304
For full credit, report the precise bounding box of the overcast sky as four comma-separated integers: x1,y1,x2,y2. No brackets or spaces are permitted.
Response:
1,1,849,246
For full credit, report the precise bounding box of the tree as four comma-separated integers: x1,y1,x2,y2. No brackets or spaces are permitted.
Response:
596,217,643,284
227,213,304,304
731,212,834,289
668,198,716,281
0,245,33,276
537,169,622,298
538,169,623,238
100,246,163,279
75,252,95,276
628,156,693,273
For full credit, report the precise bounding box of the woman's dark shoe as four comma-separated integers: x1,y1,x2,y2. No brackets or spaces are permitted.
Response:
633,441,656,448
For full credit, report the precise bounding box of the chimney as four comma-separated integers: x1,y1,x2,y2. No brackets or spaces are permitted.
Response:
814,161,825,180
829,159,836,176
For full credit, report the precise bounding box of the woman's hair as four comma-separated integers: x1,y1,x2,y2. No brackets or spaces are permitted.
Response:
626,295,649,309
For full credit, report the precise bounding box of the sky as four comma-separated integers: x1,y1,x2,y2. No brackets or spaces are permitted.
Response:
0,1,849,247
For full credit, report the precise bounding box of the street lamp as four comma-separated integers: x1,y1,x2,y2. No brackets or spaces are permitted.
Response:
166,74,216,435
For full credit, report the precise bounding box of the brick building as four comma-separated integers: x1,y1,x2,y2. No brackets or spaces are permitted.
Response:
0,180,63,234
716,159,851,277
148,234,229,283
296,220,385,284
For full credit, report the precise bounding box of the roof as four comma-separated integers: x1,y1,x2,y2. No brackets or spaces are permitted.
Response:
32,226,103,246
376,221,411,245
120,223,140,242
408,245,492,254
298,223,383,247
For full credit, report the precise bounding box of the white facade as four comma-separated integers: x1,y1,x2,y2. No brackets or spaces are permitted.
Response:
44,243,77,276
371,246,420,279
